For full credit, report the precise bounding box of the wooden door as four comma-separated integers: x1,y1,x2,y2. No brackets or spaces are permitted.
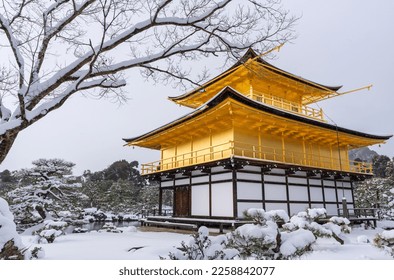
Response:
174,186,190,217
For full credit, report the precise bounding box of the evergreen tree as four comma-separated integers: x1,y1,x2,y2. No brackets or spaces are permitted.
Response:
7,159,87,230
354,156,394,220
372,155,391,178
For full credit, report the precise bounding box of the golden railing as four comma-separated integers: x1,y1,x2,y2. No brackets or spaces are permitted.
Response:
247,91,325,121
141,141,372,175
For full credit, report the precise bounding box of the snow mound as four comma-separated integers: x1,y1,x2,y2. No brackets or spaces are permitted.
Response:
0,197,23,249
280,229,315,257
380,230,394,241
357,235,370,244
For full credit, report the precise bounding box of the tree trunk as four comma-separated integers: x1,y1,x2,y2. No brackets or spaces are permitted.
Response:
0,131,19,165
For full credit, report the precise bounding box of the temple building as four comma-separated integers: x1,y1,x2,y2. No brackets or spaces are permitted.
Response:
124,49,391,219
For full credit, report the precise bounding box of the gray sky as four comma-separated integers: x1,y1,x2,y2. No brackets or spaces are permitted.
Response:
1,0,393,175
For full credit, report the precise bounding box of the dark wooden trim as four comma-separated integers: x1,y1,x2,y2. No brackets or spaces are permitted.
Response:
334,179,340,210
261,168,266,210
209,171,212,217
350,181,355,204
159,181,163,215
172,177,176,215
232,168,238,218
263,180,287,186
321,177,326,208
285,174,291,215
209,179,233,184
306,177,312,208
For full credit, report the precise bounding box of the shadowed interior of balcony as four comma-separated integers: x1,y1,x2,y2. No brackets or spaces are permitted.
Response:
140,141,372,175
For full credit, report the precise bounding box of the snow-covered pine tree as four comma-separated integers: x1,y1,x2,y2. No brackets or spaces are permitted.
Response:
7,159,87,230
354,156,394,220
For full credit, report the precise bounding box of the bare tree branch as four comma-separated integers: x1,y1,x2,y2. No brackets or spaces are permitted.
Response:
0,0,297,164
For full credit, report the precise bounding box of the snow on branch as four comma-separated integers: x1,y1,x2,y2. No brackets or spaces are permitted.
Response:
0,0,297,164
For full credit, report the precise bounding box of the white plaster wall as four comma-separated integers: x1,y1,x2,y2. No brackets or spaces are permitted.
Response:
191,185,210,216
237,182,262,200
341,182,351,188
191,175,209,184
265,202,288,212
309,187,323,201
211,166,226,173
288,185,308,201
289,204,309,215
295,171,307,177
264,175,286,183
192,170,203,176
211,172,232,181
161,180,173,187
175,178,190,186
243,166,262,172
237,202,264,218
264,184,287,200
211,183,233,217
288,177,307,185
323,180,335,187
325,204,338,216
270,168,286,175
309,179,321,186
324,188,337,202
310,203,324,209
237,172,261,181
338,189,353,203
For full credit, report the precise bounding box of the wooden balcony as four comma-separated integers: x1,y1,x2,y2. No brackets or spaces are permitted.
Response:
247,91,325,122
141,141,372,175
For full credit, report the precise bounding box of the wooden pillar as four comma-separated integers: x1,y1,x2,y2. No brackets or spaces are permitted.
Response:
285,174,291,215
158,181,163,215
302,137,307,165
306,176,312,208
281,132,286,162
258,127,262,159
341,197,349,218
232,168,238,218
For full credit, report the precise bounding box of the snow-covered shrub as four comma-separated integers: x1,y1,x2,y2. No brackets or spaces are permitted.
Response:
98,222,122,233
0,197,24,260
72,227,89,233
225,209,286,259
280,229,316,258
165,226,238,260
283,208,350,245
374,230,394,257
26,246,45,260
165,208,352,260
227,209,315,259
32,220,68,244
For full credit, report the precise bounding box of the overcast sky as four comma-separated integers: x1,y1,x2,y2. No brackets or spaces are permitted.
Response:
1,0,393,175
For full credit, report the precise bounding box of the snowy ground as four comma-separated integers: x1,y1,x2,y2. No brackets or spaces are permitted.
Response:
20,223,394,260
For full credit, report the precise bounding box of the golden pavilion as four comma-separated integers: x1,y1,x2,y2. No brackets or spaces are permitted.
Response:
124,49,391,219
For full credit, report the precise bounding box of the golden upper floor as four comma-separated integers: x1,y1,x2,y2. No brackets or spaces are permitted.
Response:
168,49,343,122
124,87,391,175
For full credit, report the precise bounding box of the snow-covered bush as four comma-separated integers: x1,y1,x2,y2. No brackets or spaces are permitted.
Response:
26,246,45,260
165,208,352,260
32,220,68,244
0,197,24,260
165,226,238,260
374,230,394,257
98,222,123,233
283,208,350,245
225,209,289,259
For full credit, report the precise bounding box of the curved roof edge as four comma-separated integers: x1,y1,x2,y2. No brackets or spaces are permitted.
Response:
168,48,342,102
124,86,392,144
